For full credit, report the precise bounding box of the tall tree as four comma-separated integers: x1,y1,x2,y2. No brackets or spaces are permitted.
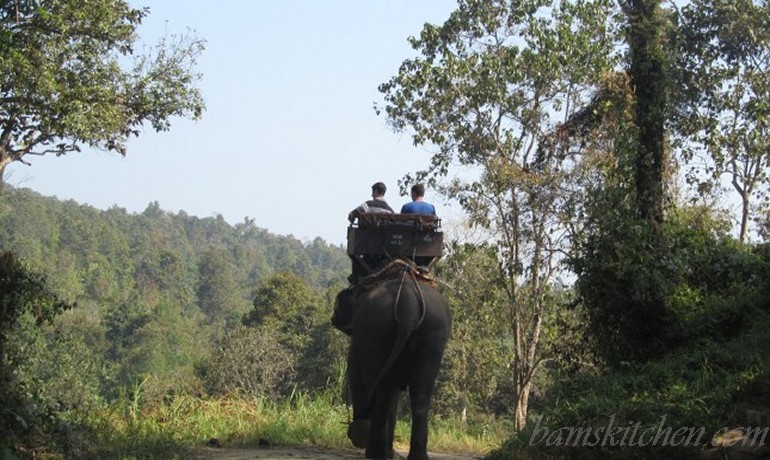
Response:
0,252,71,452
675,0,770,242
242,271,341,393
378,0,618,430
0,0,205,192
574,0,674,365
117,298,207,399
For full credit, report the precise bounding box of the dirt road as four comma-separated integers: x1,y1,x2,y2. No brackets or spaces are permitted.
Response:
191,446,483,460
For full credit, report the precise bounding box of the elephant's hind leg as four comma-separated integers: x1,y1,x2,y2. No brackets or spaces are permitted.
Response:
406,356,444,460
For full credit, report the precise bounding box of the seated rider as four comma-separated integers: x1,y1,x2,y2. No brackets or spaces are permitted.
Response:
400,183,436,216
348,181,394,223
401,184,437,268
348,182,394,283
334,183,443,335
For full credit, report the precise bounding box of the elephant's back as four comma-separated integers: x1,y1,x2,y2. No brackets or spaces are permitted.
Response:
352,279,401,338
355,278,451,342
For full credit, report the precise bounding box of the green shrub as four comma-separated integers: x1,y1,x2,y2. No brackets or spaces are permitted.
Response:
197,325,295,399
0,251,73,456
575,205,770,367
488,310,770,459
574,214,669,365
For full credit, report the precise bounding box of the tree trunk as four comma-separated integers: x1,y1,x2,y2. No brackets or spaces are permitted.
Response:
514,380,532,431
731,155,758,244
739,193,750,244
627,0,668,227
511,304,524,431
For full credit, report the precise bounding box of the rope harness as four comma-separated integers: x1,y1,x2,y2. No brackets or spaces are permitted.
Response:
393,261,427,327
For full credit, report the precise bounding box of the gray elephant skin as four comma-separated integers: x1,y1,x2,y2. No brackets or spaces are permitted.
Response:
340,277,451,460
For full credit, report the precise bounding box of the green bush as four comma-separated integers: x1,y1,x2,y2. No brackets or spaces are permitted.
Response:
0,251,73,456
197,325,295,399
575,205,770,367
660,211,768,347
488,310,770,459
574,214,669,365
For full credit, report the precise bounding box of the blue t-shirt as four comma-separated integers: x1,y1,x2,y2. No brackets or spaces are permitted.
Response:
401,201,436,215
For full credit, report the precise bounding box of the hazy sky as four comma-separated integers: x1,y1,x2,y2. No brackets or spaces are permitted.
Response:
6,1,463,246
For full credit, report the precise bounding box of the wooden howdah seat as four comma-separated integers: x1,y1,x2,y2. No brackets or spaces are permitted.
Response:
347,213,443,282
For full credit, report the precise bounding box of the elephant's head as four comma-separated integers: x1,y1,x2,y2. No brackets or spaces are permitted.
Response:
331,286,357,335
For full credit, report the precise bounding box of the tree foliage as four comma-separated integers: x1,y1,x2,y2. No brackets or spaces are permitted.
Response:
243,271,346,393
198,246,250,336
573,0,770,364
433,242,512,419
675,0,770,242
0,0,205,190
378,0,619,430
0,186,350,395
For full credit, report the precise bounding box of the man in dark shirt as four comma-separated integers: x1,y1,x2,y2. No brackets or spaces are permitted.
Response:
346,182,394,284
401,183,436,215
348,182,394,223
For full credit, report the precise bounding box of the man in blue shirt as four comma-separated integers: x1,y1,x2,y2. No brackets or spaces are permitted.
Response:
401,183,436,215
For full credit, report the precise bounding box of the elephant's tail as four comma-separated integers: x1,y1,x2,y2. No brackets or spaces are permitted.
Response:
364,272,426,411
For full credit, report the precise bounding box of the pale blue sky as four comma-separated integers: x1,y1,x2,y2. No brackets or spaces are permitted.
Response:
6,1,462,246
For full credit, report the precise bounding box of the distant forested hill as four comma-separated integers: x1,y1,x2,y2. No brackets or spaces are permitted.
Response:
0,186,348,298
0,185,350,344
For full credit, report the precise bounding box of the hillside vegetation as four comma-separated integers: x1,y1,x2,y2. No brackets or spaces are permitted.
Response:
0,187,512,458
0,186,354,456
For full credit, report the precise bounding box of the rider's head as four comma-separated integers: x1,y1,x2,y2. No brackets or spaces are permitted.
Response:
371,182,387,198
410,183,425,199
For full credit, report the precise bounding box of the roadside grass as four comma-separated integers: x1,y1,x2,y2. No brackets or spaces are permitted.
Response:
408,415,512,456
74,390,504,458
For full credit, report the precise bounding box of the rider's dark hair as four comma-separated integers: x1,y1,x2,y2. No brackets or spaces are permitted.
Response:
372,182,387,196
411,183,425,197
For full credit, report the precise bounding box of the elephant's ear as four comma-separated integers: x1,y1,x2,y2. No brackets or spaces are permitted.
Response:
332,287,356,336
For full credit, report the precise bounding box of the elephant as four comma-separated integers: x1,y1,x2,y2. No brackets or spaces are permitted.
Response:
336,274,452,460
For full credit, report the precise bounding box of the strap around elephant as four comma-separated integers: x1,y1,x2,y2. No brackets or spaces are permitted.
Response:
393,265,427,326
358,258,436,288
